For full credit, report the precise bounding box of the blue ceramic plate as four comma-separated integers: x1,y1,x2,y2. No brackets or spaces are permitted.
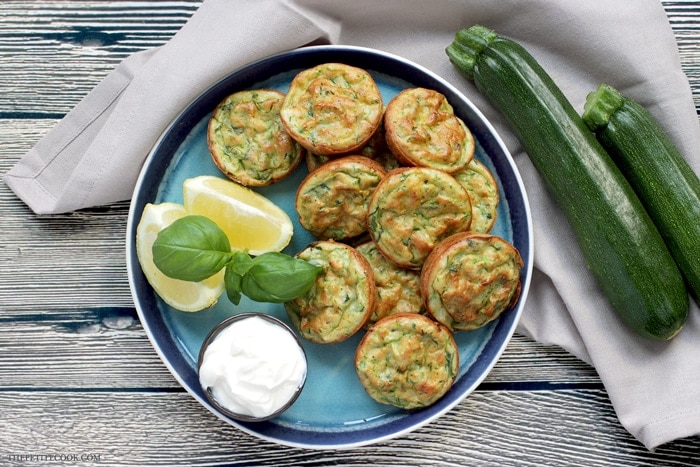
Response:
126,45,533,449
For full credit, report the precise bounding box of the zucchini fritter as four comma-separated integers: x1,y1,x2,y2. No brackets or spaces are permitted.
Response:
453,159,499,233
421,232,522,331
384,87,474,173
296,156,387,240
208,89,304,186
285,240,376,344
356,240,424,329
281,63,383,156
355,313,459,409
368,167,472,268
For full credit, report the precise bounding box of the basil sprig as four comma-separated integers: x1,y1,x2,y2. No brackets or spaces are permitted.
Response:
152,215,321,305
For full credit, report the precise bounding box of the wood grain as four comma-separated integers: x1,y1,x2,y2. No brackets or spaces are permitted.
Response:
0,1,201,117
0,1,699,465
1,390,698,466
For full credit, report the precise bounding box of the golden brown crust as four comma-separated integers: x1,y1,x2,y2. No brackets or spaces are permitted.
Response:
367,167,472,269
207,89,304,186
280,63,383,157
384,87,474,173
453,159,500,233
354,313,459,409
305,114,401,173
355,240,424,329
295,156,387,240
420,232,523,331
284,240,376,344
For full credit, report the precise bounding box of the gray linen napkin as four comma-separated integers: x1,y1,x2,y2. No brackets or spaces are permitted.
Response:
4,0,699,451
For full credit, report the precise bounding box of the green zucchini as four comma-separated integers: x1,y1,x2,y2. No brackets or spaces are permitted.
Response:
583,83,700,304
446,25,688,340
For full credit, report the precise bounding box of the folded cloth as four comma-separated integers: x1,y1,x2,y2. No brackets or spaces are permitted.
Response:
5,0,700,451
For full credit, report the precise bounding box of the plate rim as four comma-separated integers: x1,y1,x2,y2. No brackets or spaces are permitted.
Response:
126,44,534,449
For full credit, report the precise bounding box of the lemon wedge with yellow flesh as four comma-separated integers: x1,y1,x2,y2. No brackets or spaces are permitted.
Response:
183,175,293,255
136,202,225,312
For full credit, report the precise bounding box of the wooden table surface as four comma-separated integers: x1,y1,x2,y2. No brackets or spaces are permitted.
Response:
1,1,699,465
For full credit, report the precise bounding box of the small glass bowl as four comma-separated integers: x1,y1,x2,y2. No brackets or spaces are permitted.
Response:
197,312,307,422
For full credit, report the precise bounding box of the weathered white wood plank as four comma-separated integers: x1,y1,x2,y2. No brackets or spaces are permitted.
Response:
0,1,697,115
1,390,698,466
0,122,134,312
664,1,700,101
0,309,178,389
0,1,202,114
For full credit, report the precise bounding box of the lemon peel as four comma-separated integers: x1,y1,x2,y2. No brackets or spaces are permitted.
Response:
136,202,225,312
183,175,293,255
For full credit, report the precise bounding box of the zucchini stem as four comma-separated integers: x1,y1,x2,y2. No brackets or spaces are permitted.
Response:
582,84,625,132
446,25,497,80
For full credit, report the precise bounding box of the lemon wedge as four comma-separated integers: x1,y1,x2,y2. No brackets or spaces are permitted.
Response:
136,202,225,312
183,175,293,255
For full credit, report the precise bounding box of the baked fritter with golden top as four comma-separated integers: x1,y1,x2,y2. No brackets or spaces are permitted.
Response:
285,240,376,344
355,313,459,409
355,240,424,329
280,63,383,156
207,89,304,186
453,159,499,233
368,167,472,269
384,87,474,173
421,232,522,331
296,156,387,240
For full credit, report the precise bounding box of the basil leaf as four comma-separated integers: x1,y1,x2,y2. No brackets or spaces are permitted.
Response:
152,215,232,282
228,250,254,276
151,213,322,305
241,252,322,303
224,266,243,306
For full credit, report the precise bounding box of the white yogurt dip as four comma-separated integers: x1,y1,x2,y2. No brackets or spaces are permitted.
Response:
199,315,307,419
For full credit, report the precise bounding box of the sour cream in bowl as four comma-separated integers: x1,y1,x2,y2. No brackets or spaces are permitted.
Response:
197,313,307,422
